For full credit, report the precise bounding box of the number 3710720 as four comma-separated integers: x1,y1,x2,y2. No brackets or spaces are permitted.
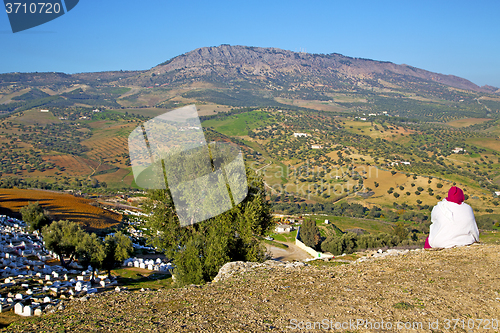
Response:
5,2,61,14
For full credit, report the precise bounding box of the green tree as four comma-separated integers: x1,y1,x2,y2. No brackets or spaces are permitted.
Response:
100,232,133,276
300,219,321,250
393,222,409,242
321,232,357,255
42,220,85,268
143,168,272,286
173,237,204,286
77,233,105,282
20,202,51,232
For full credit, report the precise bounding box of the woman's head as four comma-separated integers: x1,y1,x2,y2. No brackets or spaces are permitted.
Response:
446,186,464,204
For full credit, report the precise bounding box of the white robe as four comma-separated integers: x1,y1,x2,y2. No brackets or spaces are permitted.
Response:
428,199,479,248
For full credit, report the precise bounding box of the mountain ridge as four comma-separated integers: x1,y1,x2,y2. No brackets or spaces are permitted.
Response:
147,44,498,94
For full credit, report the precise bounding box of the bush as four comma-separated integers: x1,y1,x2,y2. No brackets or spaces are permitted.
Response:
356,233,400,250
321,232,357,255
393,222,409,242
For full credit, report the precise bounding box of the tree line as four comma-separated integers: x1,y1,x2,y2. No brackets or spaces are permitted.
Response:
300,219,420,256
20,202,133,279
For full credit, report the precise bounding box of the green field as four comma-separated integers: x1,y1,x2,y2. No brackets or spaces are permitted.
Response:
202,110,271,136
311,215,395,234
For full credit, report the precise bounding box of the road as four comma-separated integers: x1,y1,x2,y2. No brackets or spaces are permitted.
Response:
264,241,312,262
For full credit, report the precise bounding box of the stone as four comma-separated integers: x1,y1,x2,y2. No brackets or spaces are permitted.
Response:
15,294,23,300
45,275,51,281
43,296,51,303
34,308,42,316
100,280,106,287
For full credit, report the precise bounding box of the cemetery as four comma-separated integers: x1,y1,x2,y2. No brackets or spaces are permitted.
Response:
0,215,172,317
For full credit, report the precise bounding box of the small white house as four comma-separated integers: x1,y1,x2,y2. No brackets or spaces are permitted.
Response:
275,224,294,233
324,219,329,224
293,133,308,138
40,110,49,113
452,147,465,154
495,191,500,197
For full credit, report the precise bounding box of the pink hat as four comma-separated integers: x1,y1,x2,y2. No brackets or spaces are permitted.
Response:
446,186,464,204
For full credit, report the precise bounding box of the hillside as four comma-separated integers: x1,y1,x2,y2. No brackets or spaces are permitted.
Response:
6,243,500,332
2,45,500,117
0,45,499,239
146,45,498,93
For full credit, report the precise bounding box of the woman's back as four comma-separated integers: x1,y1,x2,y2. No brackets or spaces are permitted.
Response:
429,199,479,248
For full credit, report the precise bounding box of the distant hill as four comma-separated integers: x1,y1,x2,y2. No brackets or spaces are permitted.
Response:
139,45,498,94
1,45,499,115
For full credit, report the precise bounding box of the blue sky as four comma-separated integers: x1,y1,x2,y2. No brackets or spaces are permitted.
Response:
1,0,500,87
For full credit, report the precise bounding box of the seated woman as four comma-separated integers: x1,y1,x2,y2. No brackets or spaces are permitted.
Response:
425,186,479,249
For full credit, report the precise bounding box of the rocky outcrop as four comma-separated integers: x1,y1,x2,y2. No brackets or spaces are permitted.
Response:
213,260,307,282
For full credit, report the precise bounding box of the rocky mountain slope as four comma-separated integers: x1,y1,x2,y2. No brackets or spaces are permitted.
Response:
137,45,498,93
7,243,500,332
2,45,499,115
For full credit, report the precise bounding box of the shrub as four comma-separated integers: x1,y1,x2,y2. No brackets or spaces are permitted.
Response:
321,232,357,255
